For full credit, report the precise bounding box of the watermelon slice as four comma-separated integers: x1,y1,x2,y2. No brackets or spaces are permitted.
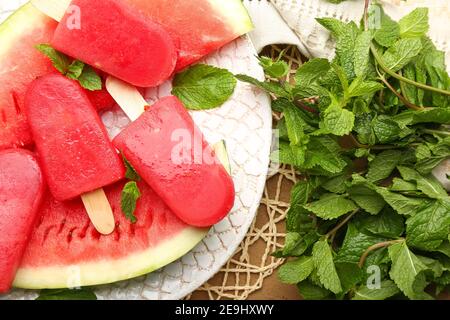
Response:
124,0,254,71
0,149,45,293
0,3,57,150
14,180,208,289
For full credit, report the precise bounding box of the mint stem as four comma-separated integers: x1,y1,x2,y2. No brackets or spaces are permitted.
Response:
358,239,404,268
363,0,450,98
326,209,359,239
376,68,424,111
422,129,450,137
371,45,450,97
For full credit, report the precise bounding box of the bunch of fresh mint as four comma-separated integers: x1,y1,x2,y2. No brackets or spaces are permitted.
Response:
236,3,450,300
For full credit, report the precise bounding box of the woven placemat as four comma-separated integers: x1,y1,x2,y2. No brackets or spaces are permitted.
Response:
188,45,303,300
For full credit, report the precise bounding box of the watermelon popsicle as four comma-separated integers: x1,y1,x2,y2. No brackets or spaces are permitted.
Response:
113,96,235,227
50,0,177,88
0,149,44,293
25,73,125,235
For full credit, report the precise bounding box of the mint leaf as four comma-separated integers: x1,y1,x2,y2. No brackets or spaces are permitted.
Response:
353,31,374,77
393,108,450,127
297,280,331,300
121,181,141,224
122,154,141,181
390,178,418,193
424,47,450,108
397,166,447,199
66,60,85,80
283,103,309,146
354,113,377,145
416,137,450,175
258,52,290,78
303,136,347,174
406,200,450,251
36,44,70,74
382,38,423,72
291,178,321,208
304,194,357,220
78,65,102,91
369,5,400,47
388,241,433,300
320,103,355,136
372,115,402,143
354,208,405,238
295,58,331,87
272,141,306,167
348,78,384,98
336,262,364,296
278,256,314,284
317,18,360,78
172,64,236,110
312,239,342,294
36,288,97,300
36,44,102,91
375,187,431,215
348,184,386,215
322,173,348,194
418,256,443,278
399,8,429,38
335,223,388,264
352,280,400,300
367,150,402,183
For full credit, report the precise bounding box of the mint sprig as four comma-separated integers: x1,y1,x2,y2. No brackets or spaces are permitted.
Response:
120,155,141,224
121,181,141,224
172,64,237,110
237,2,450,300
36,44,102,91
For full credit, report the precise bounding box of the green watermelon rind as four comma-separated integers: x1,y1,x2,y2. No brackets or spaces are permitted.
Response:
208,0,254,35
14,227,208,289
0,3,47,57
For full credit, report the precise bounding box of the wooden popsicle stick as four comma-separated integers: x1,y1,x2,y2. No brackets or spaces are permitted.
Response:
31,0,70,22
81,188,115,235
106,77,148,121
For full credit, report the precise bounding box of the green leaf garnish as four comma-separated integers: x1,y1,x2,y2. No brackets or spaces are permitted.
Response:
36,44,102,91
121,181,141,224
78,65,102,91
122,154,141,181
36,44,71,74
172,64,237,110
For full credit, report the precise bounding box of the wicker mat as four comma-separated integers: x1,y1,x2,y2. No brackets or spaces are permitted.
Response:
188,45,303,300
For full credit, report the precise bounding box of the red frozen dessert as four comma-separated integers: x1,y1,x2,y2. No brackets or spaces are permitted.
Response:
113,96,235,227
25,73,125,201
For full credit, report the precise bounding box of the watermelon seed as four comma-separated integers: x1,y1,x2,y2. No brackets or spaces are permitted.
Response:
10,90,22,115
43,225,56,244
57,218,67,234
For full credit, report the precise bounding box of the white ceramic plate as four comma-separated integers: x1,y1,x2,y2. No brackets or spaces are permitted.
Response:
0,0,272,300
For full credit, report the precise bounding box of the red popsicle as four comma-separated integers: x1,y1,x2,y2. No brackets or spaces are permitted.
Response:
0,149,44,293
51,0,177,87
25,73,125,201
113,96,235,227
